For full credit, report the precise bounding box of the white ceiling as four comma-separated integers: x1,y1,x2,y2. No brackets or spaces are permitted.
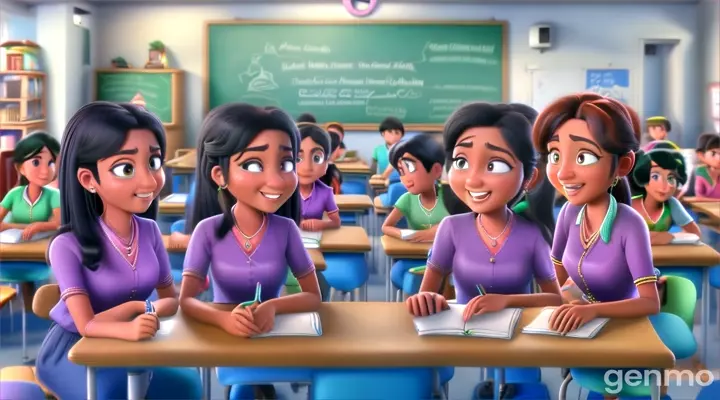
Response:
6,0,703,4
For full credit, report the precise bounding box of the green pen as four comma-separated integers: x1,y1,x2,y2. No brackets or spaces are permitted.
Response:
240,282,262,308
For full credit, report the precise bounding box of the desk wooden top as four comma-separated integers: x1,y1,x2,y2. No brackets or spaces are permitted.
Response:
336,161,371,175
334,194,373,211
165,151,196,173
380,235,720,266
0,239,49,262
160,235,326,271
160,194,374,215
689,201,720,224
369,175,389,189
373,196,390,213
320,226,371,252
68,303,674,369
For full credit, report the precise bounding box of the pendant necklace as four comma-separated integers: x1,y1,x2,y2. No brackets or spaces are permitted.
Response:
233,212,266,250
417,189,438,218
100,215,135,256
478,210,511,248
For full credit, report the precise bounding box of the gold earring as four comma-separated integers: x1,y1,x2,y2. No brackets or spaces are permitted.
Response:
611,177,620,187
217,184,228,192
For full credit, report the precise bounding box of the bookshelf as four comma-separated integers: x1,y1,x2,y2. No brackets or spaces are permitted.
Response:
0,71,46,149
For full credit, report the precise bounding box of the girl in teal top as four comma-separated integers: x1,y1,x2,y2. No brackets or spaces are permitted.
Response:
0,131,61,240
382,134,449,290
629,145,701,244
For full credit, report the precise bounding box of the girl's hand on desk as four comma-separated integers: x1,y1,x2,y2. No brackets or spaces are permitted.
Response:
649,231,673,245
301,219,323,232
463,294,508,321
226,306,261,337
408,229,434,243
549,304,597,335
248,302,276,334
125,314,159,341
406,292,448,317
21,223,41,241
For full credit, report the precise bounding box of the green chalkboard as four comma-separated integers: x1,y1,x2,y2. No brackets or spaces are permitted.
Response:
206,21,507,130
95,70,174,123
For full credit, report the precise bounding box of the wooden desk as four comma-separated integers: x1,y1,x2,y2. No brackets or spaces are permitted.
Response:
68,303,674,369
0,285,17,308
373,196,390,215
165,150,196,175
336,161,371,175
334,195,373,212
319,226,370,253
369,175,388,189
0,239,49,262
380,235,720,266
160,235,327,271
689,201,720,226
159,201,185,215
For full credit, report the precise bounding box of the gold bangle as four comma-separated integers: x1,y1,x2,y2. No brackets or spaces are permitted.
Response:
634,276,658,286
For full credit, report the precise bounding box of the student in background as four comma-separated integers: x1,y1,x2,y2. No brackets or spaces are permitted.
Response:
297,123,341,231
0,131,61,240
642,116,673,147
382,134,449,291
694,132,717,184
372,117,405,178
694,132,720,199
326,122,347,162
296,112,317,124
180,104,321,399
629,147,701,243
320,130,344,194
35,102,201,399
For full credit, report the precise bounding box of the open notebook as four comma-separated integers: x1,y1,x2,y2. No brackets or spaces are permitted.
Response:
670,233,701,245
522,307,609,339
161,193,188,204
413,304,522,339
254,312,322,338
300,231,322,249
0,229,54,244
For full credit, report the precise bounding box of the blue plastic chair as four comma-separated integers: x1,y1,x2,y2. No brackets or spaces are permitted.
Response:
322,253,369,300
586,392,671,400
168,220,187,282
339,212,358,225
378,182,408,208
311,368,435,400
697,381,720,400
341,181,367,195
0,381,47,400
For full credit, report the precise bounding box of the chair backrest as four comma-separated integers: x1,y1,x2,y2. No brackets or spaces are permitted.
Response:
660,275,697,329
32,284,60,320
386,182,408,206
0,150,18,200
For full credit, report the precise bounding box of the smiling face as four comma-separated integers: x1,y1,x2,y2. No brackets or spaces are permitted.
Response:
78,129,165,214
397,153,441,195
382,129,403,146
546,119,633,206
645,164,678,202
213,129,298,214
18,147,56,187
297,136,328,185
448,127,525,214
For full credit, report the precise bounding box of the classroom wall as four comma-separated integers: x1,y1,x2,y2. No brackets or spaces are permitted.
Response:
0,2,35,42
92,2,704,158
700,0,719,134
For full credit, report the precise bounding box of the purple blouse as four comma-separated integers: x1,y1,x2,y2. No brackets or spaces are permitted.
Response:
183,214,315,303
49,217,174,332
427,213,556,304
551,198,657,303
301,181,339,220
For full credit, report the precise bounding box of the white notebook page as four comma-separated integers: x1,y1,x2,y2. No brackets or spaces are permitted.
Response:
254,312,322,337
464,308,522,339
413,304,466,335
0,229,54,244
523,307,609,338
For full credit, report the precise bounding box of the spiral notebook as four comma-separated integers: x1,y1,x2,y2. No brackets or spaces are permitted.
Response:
253,312,323,338
412,304,521,339
522,307,609,339
300,231,322,249
0,229,54,244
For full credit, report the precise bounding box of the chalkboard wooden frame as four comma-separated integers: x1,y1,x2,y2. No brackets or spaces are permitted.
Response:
203,20,508,132
94,68,184,127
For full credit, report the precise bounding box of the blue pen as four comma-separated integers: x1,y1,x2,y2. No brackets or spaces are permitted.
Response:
476,284,486,296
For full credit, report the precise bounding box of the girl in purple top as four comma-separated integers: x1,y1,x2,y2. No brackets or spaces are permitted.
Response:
533,93,660,333
406,102,562,317
35,102,201,399
180,104,322,399
296,123,341,231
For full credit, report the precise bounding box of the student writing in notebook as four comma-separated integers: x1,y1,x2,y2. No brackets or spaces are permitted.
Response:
406,102,562,316
296,123,341,231
382,134,449,291
180,104,322,399
534,93,660,333
629,144,701,243
0,132,61,240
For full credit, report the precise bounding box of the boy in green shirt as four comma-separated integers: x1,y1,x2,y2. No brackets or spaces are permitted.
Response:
381,134,449,291
371,116,405,179
0,131,61,241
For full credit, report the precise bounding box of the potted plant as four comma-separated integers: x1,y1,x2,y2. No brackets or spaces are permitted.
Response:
145,40,167,69
111,57,129,68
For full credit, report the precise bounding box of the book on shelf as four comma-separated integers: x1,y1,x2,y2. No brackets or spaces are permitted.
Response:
0,229,54,244
522,307,609,339
300,230,322,249
412,304,522,339
253,312,323,338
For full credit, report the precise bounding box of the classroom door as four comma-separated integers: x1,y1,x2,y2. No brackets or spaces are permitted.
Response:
642,42,677,121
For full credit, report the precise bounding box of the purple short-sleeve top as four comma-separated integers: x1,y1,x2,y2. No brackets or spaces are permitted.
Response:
48,217,174,332
301,181,339,220
427,212,556,304
551,197,657,303
183,213,315,304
